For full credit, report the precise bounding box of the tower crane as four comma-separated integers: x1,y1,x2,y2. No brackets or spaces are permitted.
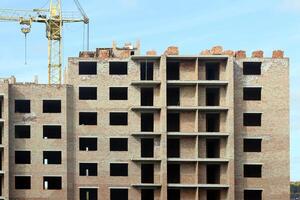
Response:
0,0,89,84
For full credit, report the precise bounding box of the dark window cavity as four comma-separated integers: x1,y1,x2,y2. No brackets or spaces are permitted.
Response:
15,100,30,113
43,100,61,113
141,138,154,158
15,125,30,138
167,164,180,183
79,138,97,151
43,125,61,139
141,113,154,132
167,62,180,80
15,151,31,164
244,190,262,200
207,164,220,184
167,87,180,106
243,62,261,75
110,163,128,176
110,112,128,125
43,151,61,164
110,87,128,100
167,138,180,158
110,188,128,200
244,164,262,178
79,62,97,75
206,113,220,132
79,163,98,176
43,176,62,190
206,88,220,106
15,176,31,189
79,112,97,125
141,88,154,106
140,62,154,80
109,62,128,75
206,62,220,80
206,139,220,158
141,189,154,200
80,188,98,200
243,113,262,126
168,189,180,200
244,139,262,152
167,112,180,132
141,164,154,183
79,87,97,100
243,87,261,101
207,190,220,200
110,138,128,151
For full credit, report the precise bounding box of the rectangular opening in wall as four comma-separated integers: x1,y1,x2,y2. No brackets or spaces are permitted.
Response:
0,96,3,118
15,100,30,113
141,138,154,158
167,138,180,158
79,112,97,125
79,62,97,75
243,87,262,101
43,151,61,164
141,88,154,106
206,62,220,80
79,138,97,151
79,87,97,100
110,189,128,200
141,189,154,200
167,112,180,132
243,113,262,126
43,100,61,113
167,87,180,106
167,61,180,80
206,164,220,184
167,164,180,183
207,190,220,200
110,87,128,100
141,113,154,132
110,138,128,151
167,189,180,200
15,151,31,164
206,113,220,132
243,62,261,75
206,88,220,106
43,125,61,139
244,164,262,178
140,62,154,80
141,164,154,183
110,112,128,125
244,190,262,200
15,176,31,189
80,188,98,200
43,176,62,190
244,139,262,152
109,62,128,75
15,125,30,138
110,163,128,176
206,139,220,158
79,163,98,176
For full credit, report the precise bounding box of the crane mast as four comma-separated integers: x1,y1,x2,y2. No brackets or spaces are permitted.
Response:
0,0,89,84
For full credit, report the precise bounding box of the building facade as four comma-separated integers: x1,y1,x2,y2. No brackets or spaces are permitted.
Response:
0,43,289,200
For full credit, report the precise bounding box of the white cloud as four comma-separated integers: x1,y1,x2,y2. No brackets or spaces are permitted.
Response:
119,0,138,9
280,0,300,11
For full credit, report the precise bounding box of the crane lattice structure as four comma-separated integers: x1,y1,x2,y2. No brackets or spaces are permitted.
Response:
0,0,89,84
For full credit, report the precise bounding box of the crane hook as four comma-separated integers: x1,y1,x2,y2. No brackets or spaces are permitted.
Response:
21,26,31,65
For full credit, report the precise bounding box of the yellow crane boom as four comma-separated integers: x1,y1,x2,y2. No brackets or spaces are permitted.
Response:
0,0,89,84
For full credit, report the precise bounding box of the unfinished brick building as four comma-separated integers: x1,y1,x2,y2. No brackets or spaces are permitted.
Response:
0,42,289,200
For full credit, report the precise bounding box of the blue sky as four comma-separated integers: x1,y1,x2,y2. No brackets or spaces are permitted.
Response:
0,0,299,181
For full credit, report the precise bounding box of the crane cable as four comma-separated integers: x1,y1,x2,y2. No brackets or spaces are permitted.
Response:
24,33,27,65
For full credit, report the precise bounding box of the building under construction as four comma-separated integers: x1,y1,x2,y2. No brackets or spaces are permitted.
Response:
0,43,290,200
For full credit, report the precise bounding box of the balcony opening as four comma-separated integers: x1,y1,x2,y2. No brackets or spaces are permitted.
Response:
43,151,61,165
43,100,61,113
141,164,154,183
110,138,128,151
0,96,3,118
110,163,128,176
110,87,128,100
244,139,262,152
244,164,262,178
141,138,154,158
43,125,61,139
0,124,2,144
167,87,180,106
244,190,262,200
243,87,261,101
243,113,262,126
15,100,30,113
79,138,97,151
80,188,98,200
207,189,220,200
167,164,180,183
15,176,31,189
168,189,180,200
141,113,154,132
79,112,97,125
79,163,98,176
79,62,97,75
15,151,31,164
243,62,261,75
167,112,180,132
206,164,220,184
109,62,128,75
167,138,180,158
206,62,220,80
110,188,128,200
15,125,30,138
206,88,220,106
43,176,62,190
206,139,220,158
167,61,180,80
79,87,97,100
110,112,128,125
141,88,154,106
141,189,154,200
206,113,220,132
140,62,154,80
